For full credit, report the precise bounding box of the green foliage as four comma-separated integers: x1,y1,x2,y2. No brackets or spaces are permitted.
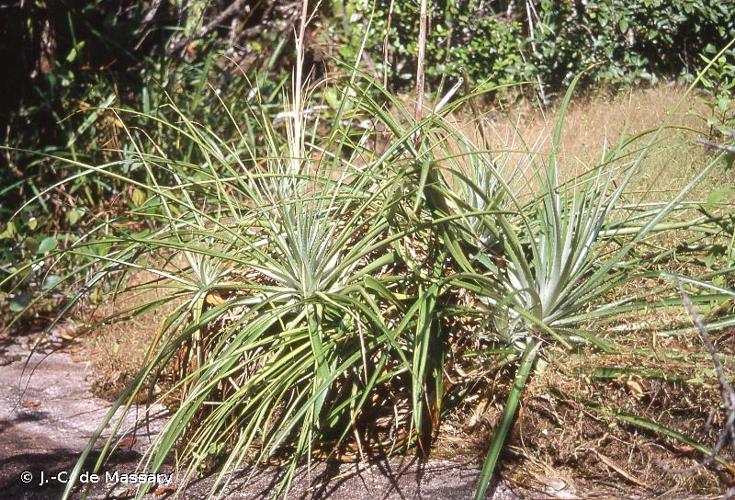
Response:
531,0,735,90
696,51,735,139
332,0,735,97
334,1,527,90
0,1,289,329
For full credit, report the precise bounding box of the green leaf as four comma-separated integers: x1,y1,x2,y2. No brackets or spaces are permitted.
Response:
706,188,729,206
605,410,735,473
0,221,16,239
37,236,57,254
718,95,731,113
475,341,539,499
324,88,341,111
131,188,147,207
67,209,83,226
42,275,63,290
9,291,30,312
65,40,86,62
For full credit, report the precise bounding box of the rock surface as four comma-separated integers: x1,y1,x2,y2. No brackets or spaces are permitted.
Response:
0,336,522,499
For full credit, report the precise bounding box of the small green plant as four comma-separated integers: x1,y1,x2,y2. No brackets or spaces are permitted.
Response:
696,51,735,140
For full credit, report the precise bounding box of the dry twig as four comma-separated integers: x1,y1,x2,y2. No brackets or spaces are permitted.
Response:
656,281,735,498
168,0,250,55
415,0,428,123
697,137,735,155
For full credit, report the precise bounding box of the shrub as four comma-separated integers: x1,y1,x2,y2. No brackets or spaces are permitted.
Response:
332,0,735,97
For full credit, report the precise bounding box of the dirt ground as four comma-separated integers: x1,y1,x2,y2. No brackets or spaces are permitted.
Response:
4,327,732,499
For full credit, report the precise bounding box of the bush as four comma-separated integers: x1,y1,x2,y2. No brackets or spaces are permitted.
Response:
332,0,735,98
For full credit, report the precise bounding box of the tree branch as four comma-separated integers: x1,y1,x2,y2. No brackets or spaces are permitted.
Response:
697,137,735,155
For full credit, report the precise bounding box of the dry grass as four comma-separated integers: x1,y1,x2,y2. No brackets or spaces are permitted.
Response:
483,84,702,156
454,83,732,200
81,270,179,402
434,336,733,497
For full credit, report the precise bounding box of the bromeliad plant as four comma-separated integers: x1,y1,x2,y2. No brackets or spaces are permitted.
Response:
49,100,424,498
425,71,732,495
442,79,714,345
38,16,455,499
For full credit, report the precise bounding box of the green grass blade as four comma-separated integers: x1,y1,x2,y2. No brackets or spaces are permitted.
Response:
475,340,540,499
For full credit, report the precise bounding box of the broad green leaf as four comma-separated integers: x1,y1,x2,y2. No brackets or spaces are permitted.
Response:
37,236,57,254
67,209,83,225
42,275,63,290
131,188,147,207
0,221,16,239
